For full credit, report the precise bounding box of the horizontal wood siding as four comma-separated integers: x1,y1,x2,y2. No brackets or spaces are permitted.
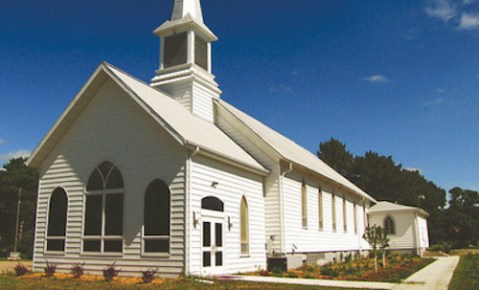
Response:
192,83,215,123
189,155,266,275
34,79,187,277
216,112,281,254
369,212,415,250
282,173,369,253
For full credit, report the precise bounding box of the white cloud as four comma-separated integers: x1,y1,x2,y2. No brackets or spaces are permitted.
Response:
0,139,5,145
460,13,479,29
269,84,293,93
363,75,391,84
436,88,447,94
0,150,31,162
425,0,456,21
424,97,445,106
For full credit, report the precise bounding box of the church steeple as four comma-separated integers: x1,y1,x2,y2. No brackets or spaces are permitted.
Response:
151,0,221,123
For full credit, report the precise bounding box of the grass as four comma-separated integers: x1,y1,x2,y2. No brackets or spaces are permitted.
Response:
448,254,479,290
0,274,358,290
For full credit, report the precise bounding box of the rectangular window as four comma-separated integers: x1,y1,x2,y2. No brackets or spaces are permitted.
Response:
318,188,323,230
215,223,223,247
343,196,347,232
332,193,336,231
84,195,102,236
105,194,123,236
203,222,211,247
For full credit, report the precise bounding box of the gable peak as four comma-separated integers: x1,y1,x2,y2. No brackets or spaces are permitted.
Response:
171,0,204,23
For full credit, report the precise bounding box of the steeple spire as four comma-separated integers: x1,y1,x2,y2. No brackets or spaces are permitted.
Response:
150,0,221,123
171,0,204,23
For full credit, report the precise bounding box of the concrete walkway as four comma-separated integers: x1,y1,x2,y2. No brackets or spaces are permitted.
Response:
392,256,460,290
235,256,460,290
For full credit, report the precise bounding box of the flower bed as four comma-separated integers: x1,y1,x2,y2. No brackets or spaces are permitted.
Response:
250,254,435,283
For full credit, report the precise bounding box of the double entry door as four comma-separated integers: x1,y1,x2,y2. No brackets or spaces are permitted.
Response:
202,215,224,275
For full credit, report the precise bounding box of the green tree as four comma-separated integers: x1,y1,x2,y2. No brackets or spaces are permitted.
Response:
363,225,388,272
317,138,354,178
0,158,38,258
445,187,479,248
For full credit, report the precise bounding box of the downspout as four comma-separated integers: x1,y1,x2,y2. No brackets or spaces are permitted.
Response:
279,162,293,255
184,146,200,275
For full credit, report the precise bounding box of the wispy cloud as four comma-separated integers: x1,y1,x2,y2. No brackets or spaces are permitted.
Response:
436,88,447,94
425,0,456,21
460,13,479,29
269,84,293,93
0,150,31,163
363,75,391,84
0,139,5,145
424,97,446,106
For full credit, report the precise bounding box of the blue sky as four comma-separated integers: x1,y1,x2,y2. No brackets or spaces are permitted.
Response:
1,0,478,193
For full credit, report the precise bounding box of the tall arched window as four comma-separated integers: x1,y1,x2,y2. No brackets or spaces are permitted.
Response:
332,192,337,231
301,180,307,228
343,196,348,232
318,187,323,230
384,216,396,235
240,196,249,255
47,187,68,252
144,179,170,253
83,161,124,253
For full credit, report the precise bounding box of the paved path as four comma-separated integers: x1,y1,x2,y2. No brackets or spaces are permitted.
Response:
235,256,460,290
392,256,459,290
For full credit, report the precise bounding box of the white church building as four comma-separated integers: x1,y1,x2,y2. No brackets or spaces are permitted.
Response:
28,0,378,277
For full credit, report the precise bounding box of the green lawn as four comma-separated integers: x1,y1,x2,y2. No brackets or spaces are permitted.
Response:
449,254,479,290
0,274,357,290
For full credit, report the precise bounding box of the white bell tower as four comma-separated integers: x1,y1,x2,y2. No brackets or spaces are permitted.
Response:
151,0,221,123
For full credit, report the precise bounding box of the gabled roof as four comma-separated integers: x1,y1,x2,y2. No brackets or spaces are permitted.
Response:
369,201,429,217
215,99,376,203
27,62,268,175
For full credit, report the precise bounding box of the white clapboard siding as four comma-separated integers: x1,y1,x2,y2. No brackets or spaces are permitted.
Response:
188,155,266,275
216,110,282,254
192,82,216,123
369,212,416,250
282,173,370,253
34,79,187,278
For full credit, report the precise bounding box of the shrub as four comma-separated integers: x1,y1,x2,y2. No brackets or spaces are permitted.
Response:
70,263,85,278
44,261,57,277
141,268,158,284
287,271,298,278
14,263,29,276
320,267,339,277
103,263,121,282
259,270,270,276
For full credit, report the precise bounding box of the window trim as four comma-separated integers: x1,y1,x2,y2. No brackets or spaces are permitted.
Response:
45,187,68,254
142,179,171,256
332,191,337,232
82,162,124,255
301,180,308,229
240,196,249,255
384,216,396,235
343,195,348,233
318,186,324,231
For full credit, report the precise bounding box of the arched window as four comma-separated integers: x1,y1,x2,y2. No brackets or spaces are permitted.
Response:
201,196,224,212
301,180,307,228
47,187,68,252
240,196,249,255
83,161,124,253
384,216,396,235
144,179,170,253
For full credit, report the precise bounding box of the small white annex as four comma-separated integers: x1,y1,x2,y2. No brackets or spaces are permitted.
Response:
27,0,376,277
368,201,429,256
